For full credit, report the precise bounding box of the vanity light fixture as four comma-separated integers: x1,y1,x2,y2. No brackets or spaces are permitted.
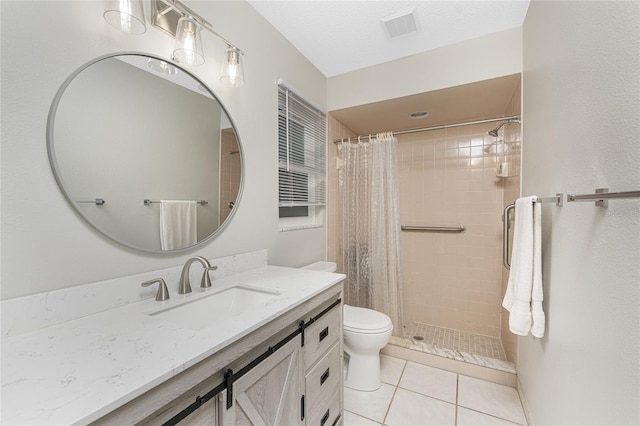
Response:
151,0,245,87
103,0,246,87
103,0,146,34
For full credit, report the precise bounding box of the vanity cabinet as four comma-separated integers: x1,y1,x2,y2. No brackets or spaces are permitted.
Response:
93,284,343,426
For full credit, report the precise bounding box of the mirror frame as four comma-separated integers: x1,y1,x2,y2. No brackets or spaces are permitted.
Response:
46,52,244,254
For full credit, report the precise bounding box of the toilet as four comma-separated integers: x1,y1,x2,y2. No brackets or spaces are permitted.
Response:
300,261,393,392
342,304,393,391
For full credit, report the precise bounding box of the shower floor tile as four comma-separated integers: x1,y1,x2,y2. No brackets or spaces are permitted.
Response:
392,322,516,374
403,322,507,361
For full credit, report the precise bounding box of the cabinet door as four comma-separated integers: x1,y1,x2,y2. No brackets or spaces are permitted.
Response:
220,337,303,426
179,398,218,426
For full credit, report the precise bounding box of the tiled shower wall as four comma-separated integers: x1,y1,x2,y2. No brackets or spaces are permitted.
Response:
396,122,506,338
326,81,521,358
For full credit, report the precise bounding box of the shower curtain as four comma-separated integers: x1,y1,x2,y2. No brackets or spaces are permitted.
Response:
338,132,403,335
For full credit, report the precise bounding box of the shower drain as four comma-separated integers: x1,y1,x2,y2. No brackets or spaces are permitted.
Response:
413,335,424,341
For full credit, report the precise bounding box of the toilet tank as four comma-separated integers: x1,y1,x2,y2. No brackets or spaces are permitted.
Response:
300,261,337,273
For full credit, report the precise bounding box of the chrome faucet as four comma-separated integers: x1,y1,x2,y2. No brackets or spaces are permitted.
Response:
178,256,218,294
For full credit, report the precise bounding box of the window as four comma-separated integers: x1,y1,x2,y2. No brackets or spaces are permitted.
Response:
277,84,326,226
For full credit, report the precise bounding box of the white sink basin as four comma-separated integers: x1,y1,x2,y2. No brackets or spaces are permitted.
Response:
148,285,281,331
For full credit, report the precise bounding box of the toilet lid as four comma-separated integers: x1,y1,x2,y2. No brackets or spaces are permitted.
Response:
343,305,393,333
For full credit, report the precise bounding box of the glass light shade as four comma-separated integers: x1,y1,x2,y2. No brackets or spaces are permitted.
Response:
103,0,146,35
147,58,178,75
220,47,245,88
172,17,205,66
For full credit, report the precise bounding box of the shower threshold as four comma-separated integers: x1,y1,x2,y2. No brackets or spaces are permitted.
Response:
390,321,516,374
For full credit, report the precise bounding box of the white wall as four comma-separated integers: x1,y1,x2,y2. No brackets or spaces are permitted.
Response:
328,27,522,111
520,2,639,424
0,1,327,299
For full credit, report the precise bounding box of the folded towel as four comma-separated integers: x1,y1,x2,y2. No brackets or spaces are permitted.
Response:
502,196,545,338
159,200,197,251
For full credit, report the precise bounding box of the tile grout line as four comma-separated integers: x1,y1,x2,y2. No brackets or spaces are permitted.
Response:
455,373,460,425
381,360,408,425
343,409,381,425
460,406,528,426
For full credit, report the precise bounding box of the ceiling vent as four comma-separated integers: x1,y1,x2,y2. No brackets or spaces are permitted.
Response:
380,8,419,39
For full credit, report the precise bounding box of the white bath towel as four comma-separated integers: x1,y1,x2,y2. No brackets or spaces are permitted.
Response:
502,196,545,338
159,200,197,251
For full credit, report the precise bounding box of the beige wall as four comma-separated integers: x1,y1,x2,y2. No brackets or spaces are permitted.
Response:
328,27,522,111
520,1,639,424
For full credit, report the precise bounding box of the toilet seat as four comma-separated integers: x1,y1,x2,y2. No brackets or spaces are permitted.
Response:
343,305,393,334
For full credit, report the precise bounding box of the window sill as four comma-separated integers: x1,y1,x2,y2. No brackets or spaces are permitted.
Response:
278,223,324,232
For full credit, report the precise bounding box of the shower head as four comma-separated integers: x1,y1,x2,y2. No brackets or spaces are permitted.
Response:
488,118,520,137
488,122,506,137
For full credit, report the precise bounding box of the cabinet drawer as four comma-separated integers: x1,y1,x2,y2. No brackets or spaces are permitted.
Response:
306,342,341,406
307,387,341,426
304,304,341,367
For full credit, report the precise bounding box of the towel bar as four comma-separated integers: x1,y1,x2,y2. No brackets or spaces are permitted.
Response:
401,225,466,233
77,198,105,205
503,194,562,270
567,188,640,207
144,199,208,206
503,203,516,270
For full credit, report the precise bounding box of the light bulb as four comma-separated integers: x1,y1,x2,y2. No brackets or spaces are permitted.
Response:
172,17,205,66
220,47,245,88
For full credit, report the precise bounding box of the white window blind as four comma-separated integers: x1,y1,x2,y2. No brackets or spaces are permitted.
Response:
278,84,327,208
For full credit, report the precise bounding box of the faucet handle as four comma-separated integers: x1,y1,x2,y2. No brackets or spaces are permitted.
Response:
200,265,218,289
142,278,170,301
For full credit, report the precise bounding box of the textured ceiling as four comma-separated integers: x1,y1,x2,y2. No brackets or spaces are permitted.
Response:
249,1,530,77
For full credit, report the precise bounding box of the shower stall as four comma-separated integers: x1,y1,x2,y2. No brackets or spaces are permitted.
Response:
326,77,522,373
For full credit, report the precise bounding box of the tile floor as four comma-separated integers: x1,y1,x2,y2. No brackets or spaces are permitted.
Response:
343,354,527,426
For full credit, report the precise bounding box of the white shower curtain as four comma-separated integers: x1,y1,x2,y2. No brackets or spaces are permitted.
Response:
338,132,403,335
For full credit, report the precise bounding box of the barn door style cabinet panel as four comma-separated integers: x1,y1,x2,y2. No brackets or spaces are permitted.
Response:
220,336,304,425
219,295,343,426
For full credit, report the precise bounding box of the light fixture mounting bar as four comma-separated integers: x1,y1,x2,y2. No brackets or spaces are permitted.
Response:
151,0,243,54
157,3,174,17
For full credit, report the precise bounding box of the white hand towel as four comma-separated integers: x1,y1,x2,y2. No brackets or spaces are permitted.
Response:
502,196,546,338
159,200,197,251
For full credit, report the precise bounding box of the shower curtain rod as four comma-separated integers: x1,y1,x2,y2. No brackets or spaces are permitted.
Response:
332,115,520,144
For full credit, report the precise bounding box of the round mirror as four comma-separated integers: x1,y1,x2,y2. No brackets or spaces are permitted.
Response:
47,53,243,253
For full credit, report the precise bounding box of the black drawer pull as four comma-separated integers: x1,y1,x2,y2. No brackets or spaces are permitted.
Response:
320,368,330,385
319,326,329,342
321,408,330,426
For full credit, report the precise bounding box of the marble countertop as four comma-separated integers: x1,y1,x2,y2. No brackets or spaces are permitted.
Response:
1,265,344,425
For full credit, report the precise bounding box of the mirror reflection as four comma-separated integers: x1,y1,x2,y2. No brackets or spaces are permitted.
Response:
48,54,242,252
